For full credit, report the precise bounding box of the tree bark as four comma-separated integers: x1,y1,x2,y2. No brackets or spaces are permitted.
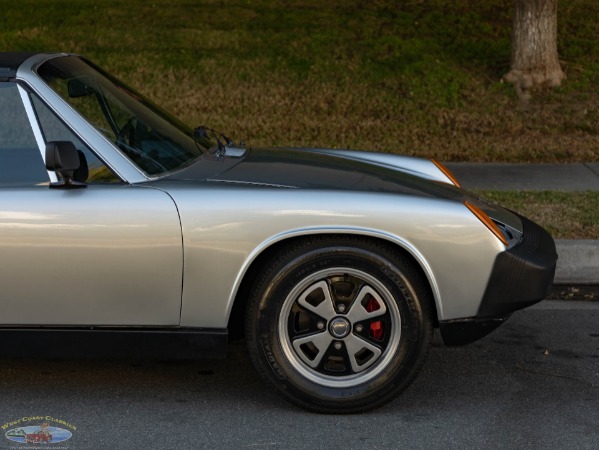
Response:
504,0,565,101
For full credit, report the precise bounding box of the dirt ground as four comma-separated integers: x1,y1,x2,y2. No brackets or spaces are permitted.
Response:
547,285,599,301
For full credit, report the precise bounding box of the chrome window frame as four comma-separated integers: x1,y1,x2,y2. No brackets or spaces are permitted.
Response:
17,83,57,183
16,53,150,184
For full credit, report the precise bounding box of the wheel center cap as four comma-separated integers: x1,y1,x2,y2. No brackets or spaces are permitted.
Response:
329,317,351,339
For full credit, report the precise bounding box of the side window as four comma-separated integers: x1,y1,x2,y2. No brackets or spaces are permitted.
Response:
30,93,122,183
0,84,49,186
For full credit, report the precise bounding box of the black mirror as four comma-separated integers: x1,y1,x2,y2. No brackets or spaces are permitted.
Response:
73,150,89,183
45,141,86,189
67,77,95,98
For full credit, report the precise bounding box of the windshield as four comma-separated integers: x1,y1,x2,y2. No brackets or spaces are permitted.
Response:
36,56,216,176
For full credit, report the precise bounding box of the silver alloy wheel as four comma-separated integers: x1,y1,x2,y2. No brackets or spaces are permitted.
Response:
278,267,402,388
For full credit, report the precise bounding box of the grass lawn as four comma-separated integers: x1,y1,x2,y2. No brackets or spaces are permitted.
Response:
479,191,599,239
1,0,598,163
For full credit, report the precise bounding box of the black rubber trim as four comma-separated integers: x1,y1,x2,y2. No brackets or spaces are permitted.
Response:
0,52,40,81
0,68,16,81
439,315,510,346
0,327,228,359
477,214,557,318
439,215,556,347
0,52,40,70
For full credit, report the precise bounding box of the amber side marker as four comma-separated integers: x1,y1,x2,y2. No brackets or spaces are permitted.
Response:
432,159,461,188
464,201,508,246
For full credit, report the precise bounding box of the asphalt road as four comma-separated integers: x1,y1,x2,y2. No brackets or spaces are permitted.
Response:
1,300,597,450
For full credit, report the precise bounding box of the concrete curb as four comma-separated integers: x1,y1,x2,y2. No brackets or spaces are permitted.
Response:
554,240,599,284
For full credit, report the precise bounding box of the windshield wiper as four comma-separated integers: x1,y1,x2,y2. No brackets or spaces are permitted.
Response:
194,126,235,153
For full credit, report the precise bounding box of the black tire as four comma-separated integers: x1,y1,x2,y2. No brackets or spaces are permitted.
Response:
245,236,433,413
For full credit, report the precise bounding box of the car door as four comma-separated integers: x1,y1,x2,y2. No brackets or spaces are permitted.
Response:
0,83,183,326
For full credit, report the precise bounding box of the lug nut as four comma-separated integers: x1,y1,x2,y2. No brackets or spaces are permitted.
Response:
337,304,346,313
317,321,325,330
334,342,343,350
355,324,363,333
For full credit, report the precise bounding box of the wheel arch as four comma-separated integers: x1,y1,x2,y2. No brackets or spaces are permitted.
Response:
227,229,441,340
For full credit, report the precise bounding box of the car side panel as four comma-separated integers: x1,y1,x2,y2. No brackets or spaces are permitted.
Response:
0,185,183,326
164,183,503,328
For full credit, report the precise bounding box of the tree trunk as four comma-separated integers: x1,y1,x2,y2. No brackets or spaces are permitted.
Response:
504,0,565,101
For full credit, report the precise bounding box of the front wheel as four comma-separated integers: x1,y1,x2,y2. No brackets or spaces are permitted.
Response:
245,237,433,413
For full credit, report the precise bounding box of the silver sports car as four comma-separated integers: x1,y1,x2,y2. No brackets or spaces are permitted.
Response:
0,52,557,413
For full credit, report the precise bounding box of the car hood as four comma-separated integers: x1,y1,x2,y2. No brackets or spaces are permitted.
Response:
163,146,522,232
169,147,462,198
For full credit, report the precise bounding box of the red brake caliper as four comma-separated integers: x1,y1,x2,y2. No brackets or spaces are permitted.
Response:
366,296,384,341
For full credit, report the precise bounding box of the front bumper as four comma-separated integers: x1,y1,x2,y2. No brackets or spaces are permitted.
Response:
440,214,557,346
